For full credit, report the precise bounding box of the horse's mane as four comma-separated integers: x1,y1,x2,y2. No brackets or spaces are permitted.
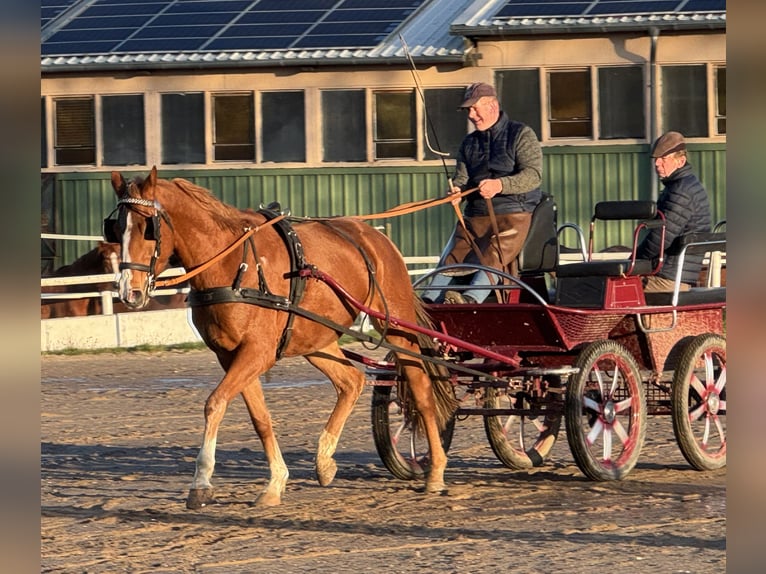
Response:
168,178,251,234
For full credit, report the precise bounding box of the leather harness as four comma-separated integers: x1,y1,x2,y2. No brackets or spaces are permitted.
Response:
187,204,309,360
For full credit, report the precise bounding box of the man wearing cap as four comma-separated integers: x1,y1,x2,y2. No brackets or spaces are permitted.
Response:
422,81,543,304
637,131,712,292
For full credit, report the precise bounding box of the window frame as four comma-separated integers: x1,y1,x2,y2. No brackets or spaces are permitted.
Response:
53,96,96,166
212,92,255,163
372,89,417,161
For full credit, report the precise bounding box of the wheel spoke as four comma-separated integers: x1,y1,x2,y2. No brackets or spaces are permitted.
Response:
713,415,726,444
602,426,613,461
503,415,521,435
593,366,606,398
614,396,634,414
612,418,629,444
701,414,712,445
583,395,601,412
608,364,620,396
391,420,406,447
714,366,726,394
689,402,707,422
689,403,707,422
689,374,706,398
704,352,715,386
586,418,603,446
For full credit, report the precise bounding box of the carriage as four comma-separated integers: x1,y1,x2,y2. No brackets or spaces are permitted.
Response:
107,168,725,508
344,194,726,483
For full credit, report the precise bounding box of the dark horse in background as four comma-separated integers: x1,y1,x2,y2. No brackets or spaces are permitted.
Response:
41,243,188,319
41,242,121,319
109,167,455,508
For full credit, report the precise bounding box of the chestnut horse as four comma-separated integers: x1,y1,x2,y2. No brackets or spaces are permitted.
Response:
109,167,453,508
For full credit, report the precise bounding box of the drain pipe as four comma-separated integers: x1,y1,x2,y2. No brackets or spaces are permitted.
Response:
649,26,660,201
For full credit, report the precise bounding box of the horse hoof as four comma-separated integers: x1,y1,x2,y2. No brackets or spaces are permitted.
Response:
315,458,337,487
425,482,447,495
255,491,282,507
186,487,216,509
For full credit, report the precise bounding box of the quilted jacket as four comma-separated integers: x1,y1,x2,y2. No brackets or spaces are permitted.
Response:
637,162,712,285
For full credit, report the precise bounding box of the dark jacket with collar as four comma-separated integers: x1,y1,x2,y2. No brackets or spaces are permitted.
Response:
637,162,712,284
453,111,542,216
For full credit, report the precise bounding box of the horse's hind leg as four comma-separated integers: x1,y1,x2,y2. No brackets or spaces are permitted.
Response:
239,382,288,507
391,341,448,494
304,343,366,486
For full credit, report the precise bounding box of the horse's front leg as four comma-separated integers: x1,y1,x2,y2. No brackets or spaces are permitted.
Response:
239,382,288,506
187,361,274,509
305,343,366,486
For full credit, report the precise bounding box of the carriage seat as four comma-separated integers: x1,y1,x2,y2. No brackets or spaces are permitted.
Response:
644,287,726,306
553,200,660,309
555,200,658,278
643,230,726,307
556,258,654,278
518,192,558,276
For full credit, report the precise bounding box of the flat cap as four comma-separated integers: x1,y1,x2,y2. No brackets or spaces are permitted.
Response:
459,82,497,108
651,131,686,158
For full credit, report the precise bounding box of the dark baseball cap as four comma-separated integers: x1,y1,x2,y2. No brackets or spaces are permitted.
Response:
651,131,686,157
459,82,497,108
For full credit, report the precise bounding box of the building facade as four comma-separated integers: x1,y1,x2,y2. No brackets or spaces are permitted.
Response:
41,0,726,265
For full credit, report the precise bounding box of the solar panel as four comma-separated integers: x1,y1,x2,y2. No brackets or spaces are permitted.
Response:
42,0,724,59
496,2,591,18
206,37,294,51
41,0,81,28
220,24,314,38
494,0,725,19
683,0,726,11
43,0,428,56
589,1,682,15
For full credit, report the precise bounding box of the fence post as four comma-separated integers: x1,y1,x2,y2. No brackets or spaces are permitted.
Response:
101,291,114,315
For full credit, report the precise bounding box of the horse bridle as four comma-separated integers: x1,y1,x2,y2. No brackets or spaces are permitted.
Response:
103,197,169,292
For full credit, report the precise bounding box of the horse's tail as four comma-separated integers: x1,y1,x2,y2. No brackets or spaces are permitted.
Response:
397,295,459,433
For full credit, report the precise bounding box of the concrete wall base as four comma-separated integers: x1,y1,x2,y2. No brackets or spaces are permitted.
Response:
41,308,202,352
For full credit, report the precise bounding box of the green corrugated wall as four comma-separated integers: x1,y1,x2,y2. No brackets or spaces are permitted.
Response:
47,144,725,266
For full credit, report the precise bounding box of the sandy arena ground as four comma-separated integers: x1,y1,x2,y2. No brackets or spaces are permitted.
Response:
41,344,725,573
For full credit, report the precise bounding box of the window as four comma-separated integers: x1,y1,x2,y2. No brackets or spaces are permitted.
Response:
102,95,145,165
715,66,726,135
598,67,644,139
496,70,541,139
322,90,366,162
161,93,205,164
262,91,305,162
213,94,254,161
661,65,707,137
54,97,95,165
374,91,415,159
548,70,591,138
41,98,47,168
423,88,466,160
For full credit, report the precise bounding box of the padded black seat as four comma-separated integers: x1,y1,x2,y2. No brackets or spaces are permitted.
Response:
556,258,654,278
644,287,726,306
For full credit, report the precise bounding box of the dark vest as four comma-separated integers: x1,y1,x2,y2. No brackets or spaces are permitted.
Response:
461,113,542,217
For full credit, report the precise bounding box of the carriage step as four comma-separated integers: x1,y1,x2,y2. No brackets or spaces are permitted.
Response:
523,366,580,377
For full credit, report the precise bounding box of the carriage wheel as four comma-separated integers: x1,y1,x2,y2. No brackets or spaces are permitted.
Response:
371,383,455,481
565,340,646,481
483,383,562,470
671,334,726,470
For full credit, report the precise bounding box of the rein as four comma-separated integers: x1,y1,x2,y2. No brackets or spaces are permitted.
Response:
153,189,475,288
154,214,285,288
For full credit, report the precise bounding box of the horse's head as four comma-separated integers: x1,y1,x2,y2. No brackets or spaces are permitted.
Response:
107,167,175,309
96,242,121,275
